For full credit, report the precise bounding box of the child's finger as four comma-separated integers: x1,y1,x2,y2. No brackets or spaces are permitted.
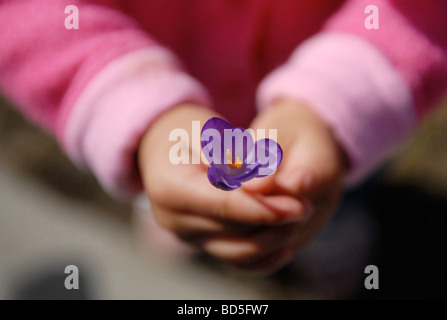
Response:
228,248,295,276
274,136,337,198
242,175,276,194
151,204,269,239
249,194,310,219
153,167,306,225
151,205,228,236
200,223,298,263
276,167,314,195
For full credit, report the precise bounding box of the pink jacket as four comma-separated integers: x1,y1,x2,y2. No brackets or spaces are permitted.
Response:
1,0,446,197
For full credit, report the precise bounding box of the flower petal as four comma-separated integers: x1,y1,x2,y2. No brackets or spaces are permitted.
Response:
230,163,262,183
255,139,283,177
201,117,233,165
207,165,241,191
201,118,283,190
222,127,255,165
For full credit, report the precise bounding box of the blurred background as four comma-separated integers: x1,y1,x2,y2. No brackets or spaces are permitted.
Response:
1,94,447,300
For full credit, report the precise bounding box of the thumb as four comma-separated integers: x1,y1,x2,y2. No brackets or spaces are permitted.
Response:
274,141,319,197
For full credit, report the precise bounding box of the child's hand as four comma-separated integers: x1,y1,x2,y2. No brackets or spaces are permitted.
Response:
138,104,307,274
244,99,348,264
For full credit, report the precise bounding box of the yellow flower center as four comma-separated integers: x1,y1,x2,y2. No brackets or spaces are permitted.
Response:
226,149,242,169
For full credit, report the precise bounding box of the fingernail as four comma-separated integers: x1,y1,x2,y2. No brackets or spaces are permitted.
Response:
278,173,298,191
243,176,274,194
280,170,312,193
254,194,302,214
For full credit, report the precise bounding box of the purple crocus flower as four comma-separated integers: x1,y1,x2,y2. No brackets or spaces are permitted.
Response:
201,117,283,191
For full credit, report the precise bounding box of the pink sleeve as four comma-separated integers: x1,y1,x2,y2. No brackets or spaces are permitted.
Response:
0,0,210,197
258,0,447,183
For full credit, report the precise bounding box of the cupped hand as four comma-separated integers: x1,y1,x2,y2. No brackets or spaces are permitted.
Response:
241,99,348,271
139,104,309,274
